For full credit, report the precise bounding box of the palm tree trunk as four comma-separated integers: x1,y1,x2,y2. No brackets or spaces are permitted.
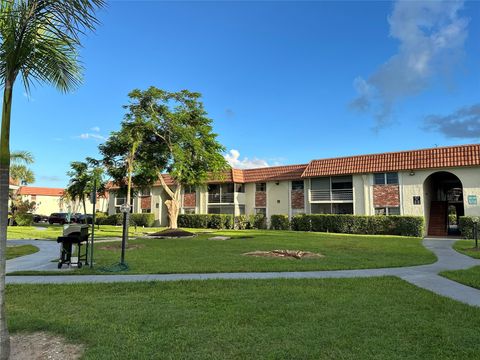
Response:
0,82,12,360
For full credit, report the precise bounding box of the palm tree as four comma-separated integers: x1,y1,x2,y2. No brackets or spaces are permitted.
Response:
10,150,34,184
66,161,89,216
0,1,104,358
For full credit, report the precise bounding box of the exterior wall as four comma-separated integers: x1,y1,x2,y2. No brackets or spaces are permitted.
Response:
266,181,289,217
353,175,366,215
401,166,480,217
22,194,108,216
244,183,256,214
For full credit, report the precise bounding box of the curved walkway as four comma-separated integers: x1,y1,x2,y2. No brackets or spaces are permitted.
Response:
6,238,480,307
7,240,60,273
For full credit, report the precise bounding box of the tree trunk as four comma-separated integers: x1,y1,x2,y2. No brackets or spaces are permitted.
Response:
165,198,180,229
82,195,87,223
0,82,12,360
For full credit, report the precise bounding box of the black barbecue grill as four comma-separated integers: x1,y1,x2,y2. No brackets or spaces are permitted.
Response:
57,224,89,268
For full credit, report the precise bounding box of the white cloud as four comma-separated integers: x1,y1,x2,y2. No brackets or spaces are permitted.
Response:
224,149,270,169
350,0,468,128
91,126,100,132
77,133,106,141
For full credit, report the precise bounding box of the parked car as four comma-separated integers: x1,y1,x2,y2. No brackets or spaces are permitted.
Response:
77,214,93,224
48,213,73,225
33,214,49,223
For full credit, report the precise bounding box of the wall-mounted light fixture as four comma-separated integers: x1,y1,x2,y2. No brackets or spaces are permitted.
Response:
409,170,415,176
275,181,280,185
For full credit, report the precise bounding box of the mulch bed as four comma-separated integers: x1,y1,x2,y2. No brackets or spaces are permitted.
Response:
147,229,195,238
243,250,324,259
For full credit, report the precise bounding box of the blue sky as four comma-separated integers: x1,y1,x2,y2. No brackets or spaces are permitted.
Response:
11,0,480,187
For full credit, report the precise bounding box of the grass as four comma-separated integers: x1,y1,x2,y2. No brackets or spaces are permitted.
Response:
12,230,436,275
452,240,480,259
441,266,480,290
7,277,480,359
6,224,168,240
6,245,38,260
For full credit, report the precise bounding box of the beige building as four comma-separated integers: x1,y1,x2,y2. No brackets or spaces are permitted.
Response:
18,186,109,216
108,144,480,236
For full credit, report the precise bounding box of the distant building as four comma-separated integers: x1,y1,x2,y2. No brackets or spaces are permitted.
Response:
17,186,109,216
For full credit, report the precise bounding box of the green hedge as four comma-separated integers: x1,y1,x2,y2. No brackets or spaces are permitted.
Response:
15,213,34,226
270,215,290,230
97,213,155,227
178,214,266,230
459,216,480,239
130,213,155,227
290,214,424,237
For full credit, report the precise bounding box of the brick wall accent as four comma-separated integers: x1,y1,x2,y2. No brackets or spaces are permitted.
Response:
291,190,304,209
183,192,196,208
140,196,151,210
373,185,400,207
255,191,266,207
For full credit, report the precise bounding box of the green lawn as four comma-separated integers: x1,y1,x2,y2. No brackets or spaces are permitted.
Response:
452,240,480,259
7,277,480,359
13,230,436,275
441,266,480,290
6,224,167,240
6,245,38,260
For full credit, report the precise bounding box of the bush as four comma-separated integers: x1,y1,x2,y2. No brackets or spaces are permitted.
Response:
291,214,311,231
459,216,480,239
270,215,290,230
98,214,123,226
95,212,107,225
177,214,264,230
15,213,33,226
290,214,424,237
130,213,155,227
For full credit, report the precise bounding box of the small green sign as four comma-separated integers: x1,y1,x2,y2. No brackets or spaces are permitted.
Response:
468,195,477,205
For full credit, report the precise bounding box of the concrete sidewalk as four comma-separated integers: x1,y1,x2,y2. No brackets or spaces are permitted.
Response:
6,238,480,307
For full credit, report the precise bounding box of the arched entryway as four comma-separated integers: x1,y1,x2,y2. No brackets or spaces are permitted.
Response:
423,171,464,236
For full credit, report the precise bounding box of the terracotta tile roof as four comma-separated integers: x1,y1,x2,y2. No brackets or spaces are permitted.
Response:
302,144,480,177
9,178,19,186
243,164,308,182
18,187,64,197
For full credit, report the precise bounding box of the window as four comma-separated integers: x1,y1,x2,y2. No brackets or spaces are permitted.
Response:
291,208,305,216
256,183,266,192
208,205,234,214
254,208,266,215
375,207,400,215
141,208,151,213
238,205,245,215
115,197,126,206
184,208,195,214
374,173,399,185
292,181,304,191
184,185,196,194
386,173,398,184
235,183,245,193
139,188,151,196
331,176,353,189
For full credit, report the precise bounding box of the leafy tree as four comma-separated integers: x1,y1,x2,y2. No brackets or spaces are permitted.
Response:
10,150,34,184
123,87,228,229
0,1,104,358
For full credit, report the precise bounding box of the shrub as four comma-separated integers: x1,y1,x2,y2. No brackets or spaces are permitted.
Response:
290,214,424,237
235,215,249,230
15,213,33,226
250,214,267,229
130,213,155,227
95,212,107,225
177,214,234,229
270,215,290,230
459,216,480,239
98,214,123,226
291,214,311,231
